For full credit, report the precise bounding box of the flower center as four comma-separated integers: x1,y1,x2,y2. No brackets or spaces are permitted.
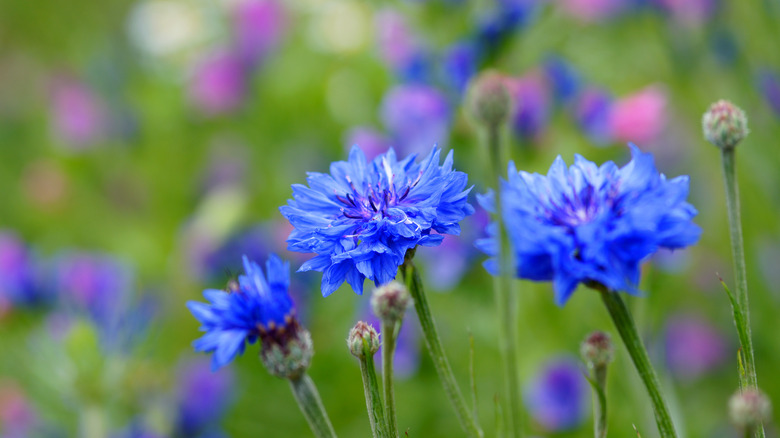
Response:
337,159,422,221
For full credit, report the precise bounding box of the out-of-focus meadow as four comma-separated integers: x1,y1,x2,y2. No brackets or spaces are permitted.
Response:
1,0,780,436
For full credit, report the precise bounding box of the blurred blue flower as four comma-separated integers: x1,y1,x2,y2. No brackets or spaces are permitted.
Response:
281,147,474,296
175,357,234,436
441,42,481,95
543,56,580,106
477,145,701,304
664,314,728,380
505,72,551,141
525,358,589,432
380,85,451,156
374,10,432,83
0,231,47,310
476,0,536,54
757,69,780,116
188,255,295,370
574,87,613,145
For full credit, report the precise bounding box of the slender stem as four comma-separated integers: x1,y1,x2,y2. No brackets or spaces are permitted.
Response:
359,351,390,438
591,365,608,438
381,320,400,438
720,148,765,438
598,288,677,438
401,256,484,438
487,122,523,438
80,404,107,438
289,374,338,438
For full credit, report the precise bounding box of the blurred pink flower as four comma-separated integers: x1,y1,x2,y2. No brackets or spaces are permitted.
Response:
558,0,627,23
664,314,728,380
232,0,287,67
0,382,36,437
49,76,105,148
375,10,420,73
345,127,390,161
189,50,247,116
609,86,667,145
657,0,716,27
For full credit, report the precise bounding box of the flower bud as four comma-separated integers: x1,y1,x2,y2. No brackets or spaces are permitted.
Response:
347,321,380,359
371,281,411,325
702,100,749,150
467,71,512,127
580,330,614,368
729,388,771,428
260,318,313,379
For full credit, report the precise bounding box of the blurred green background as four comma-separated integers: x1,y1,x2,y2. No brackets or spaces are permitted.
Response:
1,0,779,436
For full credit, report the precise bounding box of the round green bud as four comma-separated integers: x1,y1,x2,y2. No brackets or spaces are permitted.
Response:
580,330,614,368
371,281,411,325
467,71,512,127
729,388,771,428
347,321,380,359
702,100,749,150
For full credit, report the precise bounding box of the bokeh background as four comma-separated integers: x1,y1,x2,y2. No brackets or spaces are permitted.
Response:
1,0,780,436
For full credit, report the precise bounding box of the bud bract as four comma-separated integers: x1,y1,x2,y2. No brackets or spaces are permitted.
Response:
580,330,614,368
702,100,749,150
347,321,380,359
371,281,411,325
729,388,771,428
260,319,314,379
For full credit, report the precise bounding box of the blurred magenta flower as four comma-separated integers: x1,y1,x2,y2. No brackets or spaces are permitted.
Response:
345,127,391,161
374,10,428,81
609,86,667,145
281,147,473,296
175,357,234,436
231,0,286,67
0,382,37,438
380,85,451,156
505,72,551,142
655,0,717,27
477,146,701,304
757,69,780,116
189,49,247,116
664,314,728,380
558,0,628,23
525,358,589,432
49,76,106,149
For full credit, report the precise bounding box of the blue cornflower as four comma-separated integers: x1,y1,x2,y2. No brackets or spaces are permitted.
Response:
281,146,474,296
477,145,701,305
188,254,298,371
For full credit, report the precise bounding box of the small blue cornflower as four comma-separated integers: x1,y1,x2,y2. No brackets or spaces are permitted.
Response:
281,146,474,296
477,145,701,305
188,254,305,372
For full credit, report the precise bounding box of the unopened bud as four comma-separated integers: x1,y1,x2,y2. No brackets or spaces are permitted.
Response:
371,281,411,324
702,100,749,150
467,71,512,127
729,388,771,428
580,330,614,367
260,320,313,379
347,321,380,359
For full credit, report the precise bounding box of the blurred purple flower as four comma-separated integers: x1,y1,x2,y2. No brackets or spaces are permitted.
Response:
375,10,429,82
543,56,580,106
654,0,717,27
525,358,589,432
664,314,728,380
189,50,247,116
441,42,480,94
231,0,286,68
380,84,451,156
0,382,37,438
0,232,46,310
175,358,234,435
361,300,420,379
758,69,780,117
345,127,391,161
505,72,550,142
651,248,691,273
49,76,106,149
558,0,628,23
574,87,613,145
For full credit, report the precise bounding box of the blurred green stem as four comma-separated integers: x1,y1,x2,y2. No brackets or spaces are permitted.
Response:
80,405,107,438
381,320,399,437
401,254,483,438
720,148,765,438
289,374,338,438
590,365,608,438
486,122,523,438
597,287,677,438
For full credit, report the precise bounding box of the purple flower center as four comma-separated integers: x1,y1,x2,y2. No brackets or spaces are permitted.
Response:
337,158,422,222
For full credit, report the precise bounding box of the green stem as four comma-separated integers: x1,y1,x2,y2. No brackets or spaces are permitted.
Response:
591,365,608,438
381,320,400,438
80,405,107,438
401,256,483,438
598,288,677,438
359,351,390,438
720,148,765,438
289,374,338,438
487,122,523,438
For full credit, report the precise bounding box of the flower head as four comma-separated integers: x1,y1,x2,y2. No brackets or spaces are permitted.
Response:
188,254,309,373
281,146,474,296
477,145,701,305
702,99,749,150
